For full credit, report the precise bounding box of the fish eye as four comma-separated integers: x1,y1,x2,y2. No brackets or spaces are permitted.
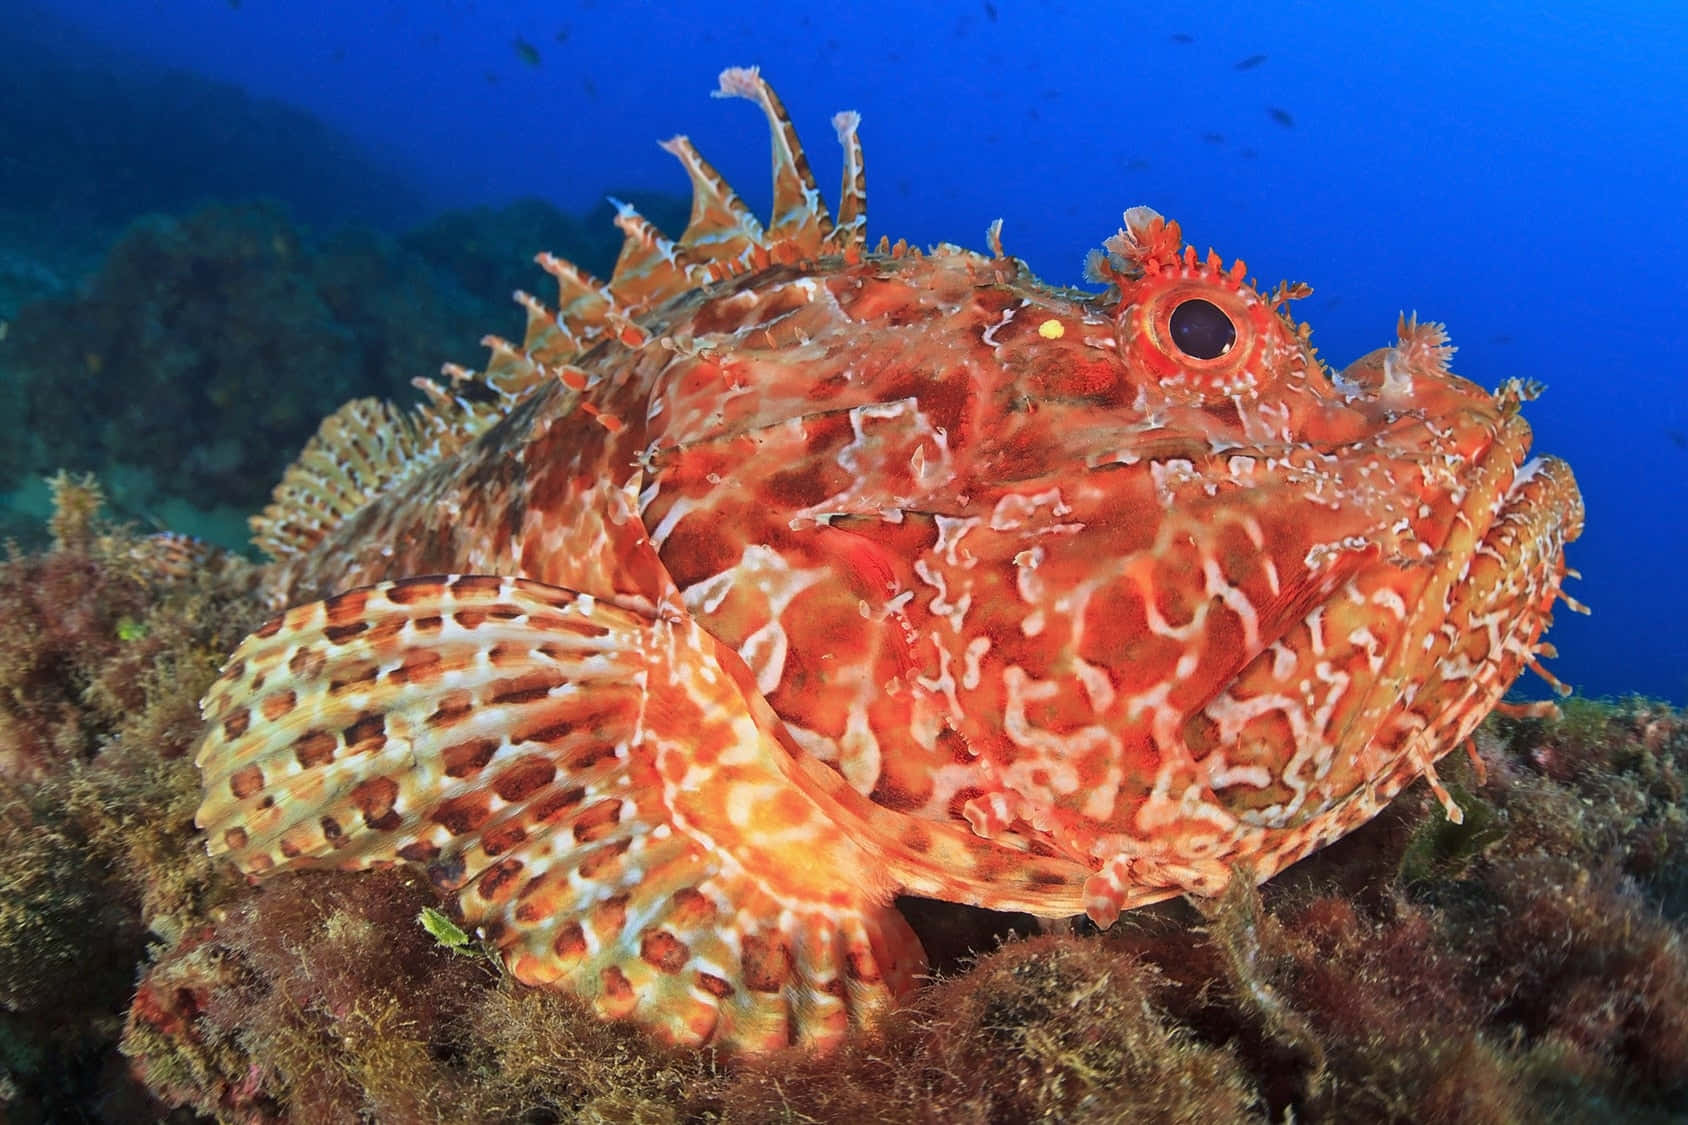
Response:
1168,298,1236,360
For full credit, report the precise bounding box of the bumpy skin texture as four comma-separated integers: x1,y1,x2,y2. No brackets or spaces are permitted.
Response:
194,68,1584,1053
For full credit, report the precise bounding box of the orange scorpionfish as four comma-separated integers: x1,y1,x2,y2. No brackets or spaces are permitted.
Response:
194,67,1586,1054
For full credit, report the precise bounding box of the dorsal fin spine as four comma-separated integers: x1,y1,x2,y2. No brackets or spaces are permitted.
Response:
253,69,871,565
829,110,867,251
713,65,835,253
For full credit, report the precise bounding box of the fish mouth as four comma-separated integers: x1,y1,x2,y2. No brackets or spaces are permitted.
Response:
1447,443,1585,689
1197,408,1585,838
1348,424,1585,794
1326,338,1587,716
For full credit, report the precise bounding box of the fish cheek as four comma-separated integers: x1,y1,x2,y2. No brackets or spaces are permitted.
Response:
1076,579,1183,696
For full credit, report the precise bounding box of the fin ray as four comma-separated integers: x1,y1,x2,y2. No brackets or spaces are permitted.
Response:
658,133,766,268
195,573,923,1051
606,198,713,313
714,65,835,256
829,110,867,252
250,399,429,561
252,70,868,566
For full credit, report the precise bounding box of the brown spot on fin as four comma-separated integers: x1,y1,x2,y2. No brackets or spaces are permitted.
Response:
194,574,924,1053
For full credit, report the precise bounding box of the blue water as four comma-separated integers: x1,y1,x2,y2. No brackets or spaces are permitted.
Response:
17,0,1688,705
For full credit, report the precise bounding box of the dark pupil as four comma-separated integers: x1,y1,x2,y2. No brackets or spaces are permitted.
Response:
1168,299,1236,360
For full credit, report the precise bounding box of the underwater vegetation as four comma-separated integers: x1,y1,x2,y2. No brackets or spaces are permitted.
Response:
0,477,261,1115
0,487,1683,1121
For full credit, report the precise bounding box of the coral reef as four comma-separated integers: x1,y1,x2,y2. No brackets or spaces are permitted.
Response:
1,484,1685,1120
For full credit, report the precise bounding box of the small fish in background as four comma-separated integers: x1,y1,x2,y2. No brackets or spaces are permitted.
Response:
1171,32,1195,44
1234,53,1268,70
513,37,541,67
1667,429,1687,450
984,2,998,22
1239,146,1259,159
583,76,598,99
1268,106,1296,128
554,27,570,44
1490,334,1514,345
1202,132,1225,144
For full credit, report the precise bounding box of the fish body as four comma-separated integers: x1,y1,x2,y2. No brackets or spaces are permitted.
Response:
195,67,1584,1053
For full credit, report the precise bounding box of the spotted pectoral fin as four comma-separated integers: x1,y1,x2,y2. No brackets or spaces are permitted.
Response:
194,573,925,1053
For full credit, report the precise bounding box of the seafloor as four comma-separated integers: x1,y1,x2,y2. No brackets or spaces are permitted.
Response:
1,480,1686,1123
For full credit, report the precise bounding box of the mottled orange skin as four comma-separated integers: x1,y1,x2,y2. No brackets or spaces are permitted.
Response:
197,69,1583,1053
262,223,1582,922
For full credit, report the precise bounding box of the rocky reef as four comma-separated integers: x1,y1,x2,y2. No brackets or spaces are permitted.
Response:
0,190,686,551
0,484,1683,1122
0,201,502,533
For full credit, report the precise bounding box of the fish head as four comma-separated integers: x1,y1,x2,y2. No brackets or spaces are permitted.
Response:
901,206,1586,897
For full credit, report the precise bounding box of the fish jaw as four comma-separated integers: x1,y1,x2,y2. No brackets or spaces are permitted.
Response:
1067,376,1587,924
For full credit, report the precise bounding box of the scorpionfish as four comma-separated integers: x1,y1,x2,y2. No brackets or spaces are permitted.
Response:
194,67,1586,1053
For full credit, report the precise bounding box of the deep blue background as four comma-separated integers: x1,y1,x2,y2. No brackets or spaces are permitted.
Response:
25,0,1688,704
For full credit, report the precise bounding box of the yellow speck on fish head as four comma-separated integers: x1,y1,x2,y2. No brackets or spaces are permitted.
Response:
1037,318,1065,339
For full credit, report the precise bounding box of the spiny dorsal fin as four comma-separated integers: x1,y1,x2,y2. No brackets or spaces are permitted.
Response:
512,66,870,375
604,198,715,315
531,251,614,356
469,332,565,409
195,574,924,1053
657,134,766,270
254,70,868,565
830,110,867,252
